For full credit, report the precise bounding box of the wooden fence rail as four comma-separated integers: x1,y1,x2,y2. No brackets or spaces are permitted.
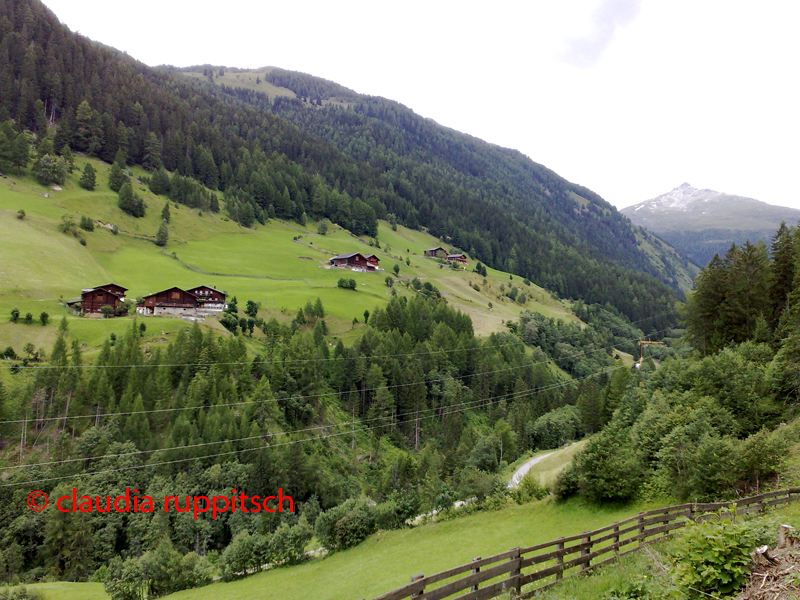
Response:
366,487,800,600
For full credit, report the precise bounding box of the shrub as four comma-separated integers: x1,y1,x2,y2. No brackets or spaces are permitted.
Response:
16,209,24,220
553,460,580,500
79,215,94,231
670,514,755,598
513,471,549,504
35,154,67,185
315,499,375,552
337,278,356,290
268,519,313,566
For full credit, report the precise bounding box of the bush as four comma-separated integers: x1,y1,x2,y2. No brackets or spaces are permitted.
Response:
79,215,94,231
670,514,755,598
268,519,313,566
337,278,356,290
35,154,67,185
553,460,580,500
315,499,376,552
220,532,265,581
512,471,549,504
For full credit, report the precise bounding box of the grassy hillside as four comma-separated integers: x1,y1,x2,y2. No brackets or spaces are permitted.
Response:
0,158,580,360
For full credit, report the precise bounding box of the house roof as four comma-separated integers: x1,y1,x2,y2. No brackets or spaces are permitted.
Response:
447,254,467,259
81,283,128,295
141,287,198,299
330,252,364,260
187,285,226,295
425,247,446,252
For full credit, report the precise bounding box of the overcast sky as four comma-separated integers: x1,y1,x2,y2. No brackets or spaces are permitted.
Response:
42,0,800,209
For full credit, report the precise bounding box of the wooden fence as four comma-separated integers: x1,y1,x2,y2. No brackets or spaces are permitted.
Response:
366,487,800,600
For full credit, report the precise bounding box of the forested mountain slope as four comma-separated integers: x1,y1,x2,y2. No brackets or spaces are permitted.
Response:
182,66,698,309
0,0,689,329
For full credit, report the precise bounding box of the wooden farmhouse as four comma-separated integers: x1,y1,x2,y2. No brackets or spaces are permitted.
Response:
186,285,227,310
329,252,381,272
68,283,128,315
137,287,199,316
447,253,468,264
424,247,447,259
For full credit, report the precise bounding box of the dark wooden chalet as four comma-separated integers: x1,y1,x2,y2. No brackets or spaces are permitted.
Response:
137,287,198,316
80,283,128,314
447,253,468,264
329,252,380,271
186,285,227,309
424,247,447,259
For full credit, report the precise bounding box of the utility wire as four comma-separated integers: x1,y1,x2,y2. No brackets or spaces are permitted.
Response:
0,325,671,426
0,363,631,487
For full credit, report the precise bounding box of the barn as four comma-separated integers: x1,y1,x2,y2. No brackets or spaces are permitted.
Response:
137,287,199,316
447,253,468,265
424,247,447,259
76,283,128,315
329,252,381,271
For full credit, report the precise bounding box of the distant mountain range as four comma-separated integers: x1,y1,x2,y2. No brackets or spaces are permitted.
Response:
621,183,800,266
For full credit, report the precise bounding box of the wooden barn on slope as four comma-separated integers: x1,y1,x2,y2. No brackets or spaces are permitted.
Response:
424,247,447,259
136,287,199,316
329,252,380,271
447,253,468,265
67,283,128,315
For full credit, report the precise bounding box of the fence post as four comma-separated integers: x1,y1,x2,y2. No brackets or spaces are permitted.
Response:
470,556,481,592
638,512,645,548
410,573,424,599
613,524,620,558
509,547,521,597
555,538,565,581
581,532,592,572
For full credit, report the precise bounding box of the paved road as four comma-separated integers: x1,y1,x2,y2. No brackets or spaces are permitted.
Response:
506,451,557,488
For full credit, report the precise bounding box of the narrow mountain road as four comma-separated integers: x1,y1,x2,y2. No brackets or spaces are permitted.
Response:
506,451,557,488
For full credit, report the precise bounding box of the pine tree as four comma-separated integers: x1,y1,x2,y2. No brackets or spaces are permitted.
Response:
10,134,29,176
155,219,168,247
161,200,171,223
143,132,162,171
108,160,126,192
118,182,145,217
78,162,96,190
150,167,170,196
769,222,795,329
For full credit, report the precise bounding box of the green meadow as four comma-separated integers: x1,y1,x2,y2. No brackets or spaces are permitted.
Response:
0,157,581,362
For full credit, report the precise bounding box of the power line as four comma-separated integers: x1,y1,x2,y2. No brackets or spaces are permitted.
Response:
0,325,671,426
0,363,630,487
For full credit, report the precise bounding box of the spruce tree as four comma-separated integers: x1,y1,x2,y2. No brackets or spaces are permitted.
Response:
78,163,96,190
155,219,168,246
161,200,171,223
150,167,170,196
11,134,29,176
117,182,136,215
108,160,126,192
